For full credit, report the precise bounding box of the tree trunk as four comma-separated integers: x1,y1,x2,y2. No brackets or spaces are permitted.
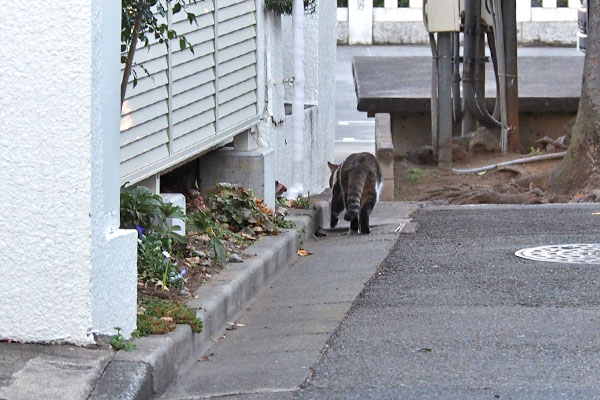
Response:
121,15,142,107
550,0,600,194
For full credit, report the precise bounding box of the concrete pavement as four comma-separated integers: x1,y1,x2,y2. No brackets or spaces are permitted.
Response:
0,211,320,400
157,202,418,399
298,204,600,399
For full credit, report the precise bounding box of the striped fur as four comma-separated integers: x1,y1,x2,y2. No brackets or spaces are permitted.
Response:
328,153,382,234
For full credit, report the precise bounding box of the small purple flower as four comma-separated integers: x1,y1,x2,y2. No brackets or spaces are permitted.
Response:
180,268,187,277
135,225,145,237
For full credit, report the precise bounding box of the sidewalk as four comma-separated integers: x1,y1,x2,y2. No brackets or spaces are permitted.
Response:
0,202,418,400
157,202,417,399
0,208,318,400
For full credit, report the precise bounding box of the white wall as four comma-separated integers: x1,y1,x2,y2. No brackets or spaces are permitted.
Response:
0,0,137,345
277,1,336,194
338,2,579,46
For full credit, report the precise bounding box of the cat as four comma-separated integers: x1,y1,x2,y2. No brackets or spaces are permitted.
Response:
327,152,383,234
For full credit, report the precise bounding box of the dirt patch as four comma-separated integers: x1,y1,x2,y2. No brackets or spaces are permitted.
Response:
394,151,584,204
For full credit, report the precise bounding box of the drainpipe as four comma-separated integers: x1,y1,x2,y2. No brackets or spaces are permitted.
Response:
287,0,305,200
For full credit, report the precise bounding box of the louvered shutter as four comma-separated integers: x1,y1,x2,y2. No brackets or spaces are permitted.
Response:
216,0,258,131
120,13,170,180
120,0,260,185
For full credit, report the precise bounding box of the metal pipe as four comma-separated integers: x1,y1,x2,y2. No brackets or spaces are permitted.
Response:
438,32,453,170
487,29,502,120
462,0,500,128
503,0,520,151
453,152,566,174
451,32,463,123
493,0,509,152
429,33,439,159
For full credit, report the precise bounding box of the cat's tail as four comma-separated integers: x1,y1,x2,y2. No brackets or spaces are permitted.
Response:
343,171,367,222
343,197,360,221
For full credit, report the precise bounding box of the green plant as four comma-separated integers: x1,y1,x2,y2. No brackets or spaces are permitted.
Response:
207,183,292,235
110,327,136,351
264,0,317,15
137,232,183,289
292,195,310,209
120,185,186,242
137,297,203,336
188,209,231,265
408,168,424,184
121,0,198,102
529,146,542,156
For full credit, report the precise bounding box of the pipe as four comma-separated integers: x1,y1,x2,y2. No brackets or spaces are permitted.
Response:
287,0,305,200
492,0,509,152
462,0,500,128
429,33,439,159
452,152,566,174
451,32,463,123
486,29,501,120
503,0,520,151
437,33,453,170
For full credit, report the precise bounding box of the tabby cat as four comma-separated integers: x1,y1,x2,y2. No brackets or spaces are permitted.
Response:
327,152,382,234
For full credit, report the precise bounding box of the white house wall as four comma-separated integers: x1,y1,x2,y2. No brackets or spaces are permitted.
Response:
0,0,137,345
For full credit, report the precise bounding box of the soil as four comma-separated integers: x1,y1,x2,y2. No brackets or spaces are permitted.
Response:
393,151,587,204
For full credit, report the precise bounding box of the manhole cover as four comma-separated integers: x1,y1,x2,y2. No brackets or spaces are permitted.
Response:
515,244,600,264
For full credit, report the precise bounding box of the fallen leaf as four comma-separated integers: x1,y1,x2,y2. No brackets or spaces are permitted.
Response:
200,355,210,362
477,171,487,176
241,233,257,241
253,226,264,233
161,317,174,323
297,249,313,257
573,192,585,200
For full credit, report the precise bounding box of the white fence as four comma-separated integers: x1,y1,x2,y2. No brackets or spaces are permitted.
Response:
120,0,260,185
338,0,579,45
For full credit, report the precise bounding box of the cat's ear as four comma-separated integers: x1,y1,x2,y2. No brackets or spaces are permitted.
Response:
327,161,338,172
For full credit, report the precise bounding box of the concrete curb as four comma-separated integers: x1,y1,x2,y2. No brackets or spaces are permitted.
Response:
90,208,320,399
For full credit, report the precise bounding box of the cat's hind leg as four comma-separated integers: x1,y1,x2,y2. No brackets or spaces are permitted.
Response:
350,217,359,233
359,200,375,234
330,187,345,229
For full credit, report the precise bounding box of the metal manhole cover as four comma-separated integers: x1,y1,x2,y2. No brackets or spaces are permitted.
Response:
515,244,600,264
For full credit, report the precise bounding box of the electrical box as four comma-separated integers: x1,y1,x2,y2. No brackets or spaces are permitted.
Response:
424,0,461,33
424,0,495,33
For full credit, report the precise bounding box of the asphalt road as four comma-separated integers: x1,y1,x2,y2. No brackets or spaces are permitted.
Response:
297,204,600,399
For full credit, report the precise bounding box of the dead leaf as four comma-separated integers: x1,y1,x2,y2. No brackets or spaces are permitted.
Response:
297,249,312,257
200,355,210,362
161,317,174,323
241,233,257,241
573,192,585,200
253,226,264,233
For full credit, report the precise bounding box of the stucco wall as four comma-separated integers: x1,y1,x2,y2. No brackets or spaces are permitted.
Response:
0,1,137,344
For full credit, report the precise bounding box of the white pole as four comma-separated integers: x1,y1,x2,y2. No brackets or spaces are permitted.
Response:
287,0,305,200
